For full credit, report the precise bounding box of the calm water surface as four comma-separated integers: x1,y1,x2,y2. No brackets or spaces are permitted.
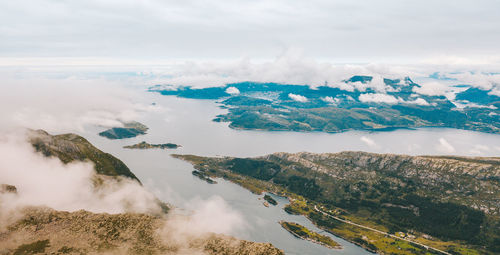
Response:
81,92,500,255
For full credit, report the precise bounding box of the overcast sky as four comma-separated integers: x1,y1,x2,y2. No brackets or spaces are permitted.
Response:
0,0,499,64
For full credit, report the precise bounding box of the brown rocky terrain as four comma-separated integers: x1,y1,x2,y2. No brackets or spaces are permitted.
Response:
0,207,283,255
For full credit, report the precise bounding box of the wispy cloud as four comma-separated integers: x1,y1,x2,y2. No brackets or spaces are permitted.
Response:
436,138,456,154
0,75,163,133
0,132,161,215
359,93,401,104
360,136,377,147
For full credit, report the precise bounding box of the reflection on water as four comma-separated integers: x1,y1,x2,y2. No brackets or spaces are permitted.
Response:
81,92,500,254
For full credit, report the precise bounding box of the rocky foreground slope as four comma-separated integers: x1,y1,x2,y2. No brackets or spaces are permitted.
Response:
0,207,282,255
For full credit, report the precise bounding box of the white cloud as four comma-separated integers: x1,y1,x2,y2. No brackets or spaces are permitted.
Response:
490,89,500,97
0,75,162,133
358,93,401,104
172,196,247,236
452,101,498,109
448,72,500,91
413,81,451,96
436,138,455,154
322,96,339,104
406,98,430,106
469,144,490,155
288,93,308,102
359,93,431,106
360,136,377,147
366,75,389,92
0,132,161,215
156,196,248,253
225,86,240,95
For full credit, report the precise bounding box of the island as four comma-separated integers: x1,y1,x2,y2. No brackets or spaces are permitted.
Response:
98,121,149,139
150,78,500,134
279,221,341,249
192,170,217,184
173,152,500,254
123,141,181,150
0,184,17,194
264,194,278,206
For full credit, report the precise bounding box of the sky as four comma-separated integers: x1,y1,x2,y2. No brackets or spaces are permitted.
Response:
1,0,500,65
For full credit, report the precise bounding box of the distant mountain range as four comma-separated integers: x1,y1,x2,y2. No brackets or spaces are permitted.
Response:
150,76,500,134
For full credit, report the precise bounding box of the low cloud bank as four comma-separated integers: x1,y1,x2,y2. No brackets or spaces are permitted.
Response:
147,50,421,89
0,132,161,215
359,93,401,104
0,131,248,243
140,52,500,104
0,76,164,133
165,196,247,239
359,93,430,105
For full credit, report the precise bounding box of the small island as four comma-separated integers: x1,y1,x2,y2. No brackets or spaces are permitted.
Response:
264,194,278,206
280,221,341,249
123,141,181,150
99,121,149,139
1,184,17,194
192,170,217,184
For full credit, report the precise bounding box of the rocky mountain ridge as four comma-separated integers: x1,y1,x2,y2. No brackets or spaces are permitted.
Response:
266,151,500,214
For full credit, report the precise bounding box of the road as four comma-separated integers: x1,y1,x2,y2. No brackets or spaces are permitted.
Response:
313,205,452,255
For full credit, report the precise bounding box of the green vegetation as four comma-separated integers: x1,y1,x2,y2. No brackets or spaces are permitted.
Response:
29,129,139,181
227,158,281,181
279,221,340,249
99,121,149,139
264,194,278,206
124,141,180,150
175,152,500,254
13,239,50,255
57,246,79,254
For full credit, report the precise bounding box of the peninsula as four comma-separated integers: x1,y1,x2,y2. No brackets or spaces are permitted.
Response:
174,152,500,254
